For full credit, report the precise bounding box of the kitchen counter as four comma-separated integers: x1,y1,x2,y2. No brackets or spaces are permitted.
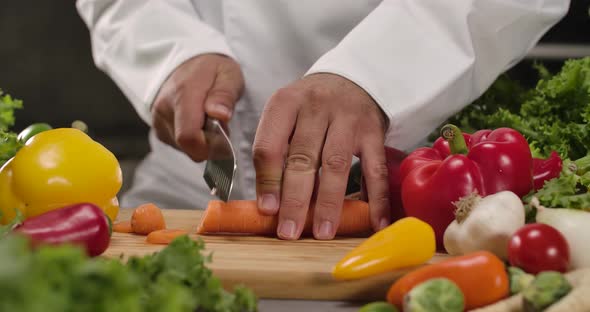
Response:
259,299,366,312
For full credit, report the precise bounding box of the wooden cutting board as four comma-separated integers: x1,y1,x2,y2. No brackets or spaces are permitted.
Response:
103,208,449,301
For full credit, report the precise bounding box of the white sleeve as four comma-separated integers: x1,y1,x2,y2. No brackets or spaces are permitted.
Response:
305,0,570,151
76,0,235,125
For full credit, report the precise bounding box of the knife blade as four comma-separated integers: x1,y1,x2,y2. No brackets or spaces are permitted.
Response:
202,117,237,202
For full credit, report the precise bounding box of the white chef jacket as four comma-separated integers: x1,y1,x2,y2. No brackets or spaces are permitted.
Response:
76,0,570,210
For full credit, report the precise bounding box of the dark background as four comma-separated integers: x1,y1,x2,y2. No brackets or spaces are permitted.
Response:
1,1,589,192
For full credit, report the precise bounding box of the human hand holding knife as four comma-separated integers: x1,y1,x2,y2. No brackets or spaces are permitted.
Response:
149,54,244,201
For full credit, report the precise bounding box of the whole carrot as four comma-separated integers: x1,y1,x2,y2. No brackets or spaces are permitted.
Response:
196,199,372,236
386,251,509,310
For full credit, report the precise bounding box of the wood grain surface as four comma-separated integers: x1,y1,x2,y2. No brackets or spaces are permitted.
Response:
103,208,449,301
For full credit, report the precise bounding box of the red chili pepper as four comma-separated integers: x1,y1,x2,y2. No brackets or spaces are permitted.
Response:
399,124,534,251
13,203,111,257
532,151,563,190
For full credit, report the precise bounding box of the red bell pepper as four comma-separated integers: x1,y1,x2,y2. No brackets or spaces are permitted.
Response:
437,134,561,191
533,151,563,190
13,203,111,257
399,124,534,251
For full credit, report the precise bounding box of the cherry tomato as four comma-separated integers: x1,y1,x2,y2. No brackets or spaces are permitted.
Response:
508,223,570,274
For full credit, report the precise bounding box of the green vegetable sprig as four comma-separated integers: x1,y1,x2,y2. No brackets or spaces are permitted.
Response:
524,155,590,219
0,89,23,131
0,234,257,312
0,89,24,167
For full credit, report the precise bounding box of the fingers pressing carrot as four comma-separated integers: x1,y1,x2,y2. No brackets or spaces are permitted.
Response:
131,203,166,235
146,229,189,245
113,220,133,233
196,199,372,236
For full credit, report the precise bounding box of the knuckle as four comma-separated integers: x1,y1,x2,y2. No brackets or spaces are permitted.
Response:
154,129,172,146
281,196,306,211
207,88,237,106
306,86,332,103
174,129,197,149
271,87,301,104
285,152,317,173
167,79,187,99
152,97,169,118
377,195,391,207
255,175,282,187
316,199,340,214
252,139,276,164
372,195,391,211
306,97,323,115
365,163,389,181
323,154,350,173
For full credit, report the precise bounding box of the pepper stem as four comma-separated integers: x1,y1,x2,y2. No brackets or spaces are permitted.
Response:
71,120,88,133
453,191,481,224
441,124,468,155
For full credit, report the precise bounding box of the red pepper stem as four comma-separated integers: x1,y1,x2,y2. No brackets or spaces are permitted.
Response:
441,124,468,155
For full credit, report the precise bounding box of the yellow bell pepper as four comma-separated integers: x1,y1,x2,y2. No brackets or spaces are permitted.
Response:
332,217,436,280
0,158,26,224
0,128,122,224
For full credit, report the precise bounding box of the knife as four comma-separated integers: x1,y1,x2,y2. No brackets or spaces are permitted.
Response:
202,117,237,202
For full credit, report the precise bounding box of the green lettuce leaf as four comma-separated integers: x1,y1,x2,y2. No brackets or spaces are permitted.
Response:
0,234,258,312
437,57,590,160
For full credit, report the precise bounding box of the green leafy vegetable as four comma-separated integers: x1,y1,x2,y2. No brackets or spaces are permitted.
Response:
0,89,23,131
0,234,257,312
0,131,23,168
437,57,590,160
0,89,24,167
524,156,590,215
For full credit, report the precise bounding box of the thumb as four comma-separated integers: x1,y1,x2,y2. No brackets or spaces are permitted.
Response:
204,67,244,123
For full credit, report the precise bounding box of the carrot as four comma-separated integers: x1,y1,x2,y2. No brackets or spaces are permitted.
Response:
196,199,371,236
112,220,133,233
131,203,166,235
146,229,189,245
387,251,509,311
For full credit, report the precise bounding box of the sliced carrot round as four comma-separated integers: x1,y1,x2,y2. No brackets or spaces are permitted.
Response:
146,229,189,245
131,203,166,235
112,220,133,233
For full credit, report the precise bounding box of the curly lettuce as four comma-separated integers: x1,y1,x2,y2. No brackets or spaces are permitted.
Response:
0,235,257,312
438,57,590,161
0,89,24,167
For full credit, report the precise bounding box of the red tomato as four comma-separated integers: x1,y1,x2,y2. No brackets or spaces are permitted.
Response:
508,223,570,274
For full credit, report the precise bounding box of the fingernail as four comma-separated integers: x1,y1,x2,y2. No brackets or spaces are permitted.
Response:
210,104,232,119
258,194,278,215
278,220,297,240
379,218,390,230
317,221,334,240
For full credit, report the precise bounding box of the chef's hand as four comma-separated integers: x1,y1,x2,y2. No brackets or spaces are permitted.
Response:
253,73,391,240
151,54,244,162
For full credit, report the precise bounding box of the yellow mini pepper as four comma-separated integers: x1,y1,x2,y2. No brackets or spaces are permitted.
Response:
0,128,122,224
332,217,436,280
